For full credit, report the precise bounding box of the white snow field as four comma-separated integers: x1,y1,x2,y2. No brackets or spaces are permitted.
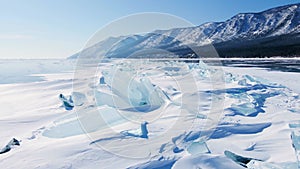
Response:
0,59,300,169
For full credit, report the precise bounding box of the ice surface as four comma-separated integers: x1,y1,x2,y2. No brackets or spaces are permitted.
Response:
42,106,127,138
172,154,245,169
1,59,300,168
71,92,87,106
0,59,74,84
291,130,300,168
214,77,283,116
127,157,177,169
187,141,210,155
246,160,298,169
209,123,271,139
224,150,254,167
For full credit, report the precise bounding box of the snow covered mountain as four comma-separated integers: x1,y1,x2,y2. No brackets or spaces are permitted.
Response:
157,3,300,44
70,3,300,59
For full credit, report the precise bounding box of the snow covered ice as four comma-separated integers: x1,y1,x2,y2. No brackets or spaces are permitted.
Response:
0,59,300,168
0,138,20,154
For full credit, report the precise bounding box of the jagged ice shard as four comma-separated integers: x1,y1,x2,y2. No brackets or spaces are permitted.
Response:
95,64,165,112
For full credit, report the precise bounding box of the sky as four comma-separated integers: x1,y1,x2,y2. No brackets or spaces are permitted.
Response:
0,0,299,59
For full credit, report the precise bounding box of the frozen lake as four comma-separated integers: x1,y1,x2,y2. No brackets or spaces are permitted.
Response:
0,58,299,169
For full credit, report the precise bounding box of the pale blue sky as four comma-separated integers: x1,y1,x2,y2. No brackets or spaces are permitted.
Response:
0,0,299,59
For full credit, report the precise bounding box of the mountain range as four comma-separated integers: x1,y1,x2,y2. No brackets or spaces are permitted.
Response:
70,3,300,59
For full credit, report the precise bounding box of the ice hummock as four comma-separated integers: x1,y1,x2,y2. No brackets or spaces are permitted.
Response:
59,93,74,110
120,121,149,139
0,138,20,154
95,63,166,112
